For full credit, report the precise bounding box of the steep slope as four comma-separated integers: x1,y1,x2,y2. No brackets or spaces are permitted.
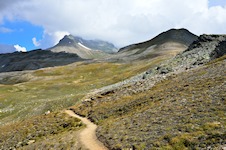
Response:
110,28,198,61
70,34,226,149
95,57,225,149
50,35,117,59
0,49,83,73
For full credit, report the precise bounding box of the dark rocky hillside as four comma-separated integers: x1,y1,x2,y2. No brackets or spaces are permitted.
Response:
0,49,83,73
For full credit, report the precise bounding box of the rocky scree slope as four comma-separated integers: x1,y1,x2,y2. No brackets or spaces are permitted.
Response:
78,34,226,102
0,50,83,73
146,34,226,75
97,58,225,149
71,34,226,149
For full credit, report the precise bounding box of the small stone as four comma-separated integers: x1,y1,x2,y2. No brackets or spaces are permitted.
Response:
45,110,50,115
221,146,226,150
27,140,35,145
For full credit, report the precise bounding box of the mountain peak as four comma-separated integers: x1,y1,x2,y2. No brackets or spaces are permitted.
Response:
49,35,118,59
55,35,118,53
146,28,198,46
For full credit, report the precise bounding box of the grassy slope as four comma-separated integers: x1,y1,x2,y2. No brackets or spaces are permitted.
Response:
71,56,226,149
0,59,165,126
0,48,176,149
0,111,83,149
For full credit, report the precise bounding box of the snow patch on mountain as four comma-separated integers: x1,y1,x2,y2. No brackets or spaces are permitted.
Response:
78,42,91,50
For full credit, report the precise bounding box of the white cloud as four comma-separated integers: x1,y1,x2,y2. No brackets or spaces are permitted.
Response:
32,31,69,49
1,0,226,48
52,31,70,45
0,27,13,33
14,44,27,52
32,37,40,47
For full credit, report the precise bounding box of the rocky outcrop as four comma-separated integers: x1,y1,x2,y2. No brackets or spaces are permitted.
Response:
150,34,226,74
210,40,226,60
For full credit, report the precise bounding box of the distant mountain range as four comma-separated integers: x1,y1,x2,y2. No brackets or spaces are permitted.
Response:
0,35,119,72
0,28,199,72
49,35,118,59
0,28,219,73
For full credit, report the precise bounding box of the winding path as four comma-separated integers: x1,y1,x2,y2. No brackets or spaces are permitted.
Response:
65,110,108,150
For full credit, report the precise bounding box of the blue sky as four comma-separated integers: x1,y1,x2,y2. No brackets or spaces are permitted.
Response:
209,0,226,6
0,0,226,53
0,20,43,51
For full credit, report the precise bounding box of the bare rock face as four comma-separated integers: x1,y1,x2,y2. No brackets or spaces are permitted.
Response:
211,40,226,60
176,34,226,67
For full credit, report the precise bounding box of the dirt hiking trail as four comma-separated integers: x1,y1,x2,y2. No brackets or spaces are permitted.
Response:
65,110,108,150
